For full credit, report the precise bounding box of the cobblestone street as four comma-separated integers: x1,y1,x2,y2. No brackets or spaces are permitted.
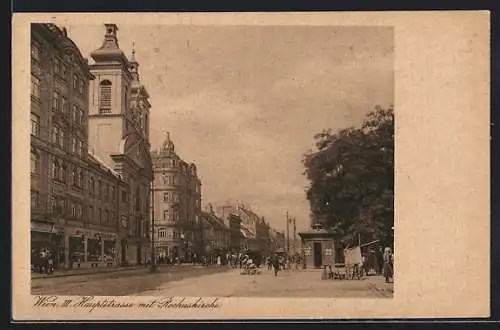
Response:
134,267,394,298
31,265,230,296
32,265,393,298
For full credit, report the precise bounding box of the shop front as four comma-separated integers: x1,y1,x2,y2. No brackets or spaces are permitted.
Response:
31,222,65,269
65,227,118,269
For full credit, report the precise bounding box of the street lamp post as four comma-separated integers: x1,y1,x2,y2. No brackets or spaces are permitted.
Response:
150,175,157,273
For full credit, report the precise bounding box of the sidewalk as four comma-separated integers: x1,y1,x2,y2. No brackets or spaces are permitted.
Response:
31,263,207,280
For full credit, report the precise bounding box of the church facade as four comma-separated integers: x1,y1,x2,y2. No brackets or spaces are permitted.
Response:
87,24,153,265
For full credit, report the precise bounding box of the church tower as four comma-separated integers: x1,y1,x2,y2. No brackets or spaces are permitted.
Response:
88,24,133,166
87,24,153,266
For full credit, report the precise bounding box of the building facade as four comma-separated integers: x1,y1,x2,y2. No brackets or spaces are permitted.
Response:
30,23,128,269
200,208,230,260
86,24,153,265
212,201,273,253
151,133,202,261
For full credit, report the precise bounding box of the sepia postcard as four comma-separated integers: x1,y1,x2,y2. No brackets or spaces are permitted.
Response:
12,11,490,321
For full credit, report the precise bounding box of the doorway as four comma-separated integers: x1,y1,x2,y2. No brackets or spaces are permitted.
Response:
313,242,322,268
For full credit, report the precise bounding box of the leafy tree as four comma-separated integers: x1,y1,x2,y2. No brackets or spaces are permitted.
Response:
303,105,394,247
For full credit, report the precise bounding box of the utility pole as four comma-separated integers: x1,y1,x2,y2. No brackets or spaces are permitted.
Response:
150,175,157,272
285,211,290,255
293,217,296,256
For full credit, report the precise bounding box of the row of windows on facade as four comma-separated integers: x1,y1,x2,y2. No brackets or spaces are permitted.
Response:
31,117,86,158
161,193,201,210
31,75,86,125
156,161,198,177
161,209,198,224
159,174,200,190
31,42,143,133
31,42,86,97
31,151,128,204
156,229,186,239
31,190,117,226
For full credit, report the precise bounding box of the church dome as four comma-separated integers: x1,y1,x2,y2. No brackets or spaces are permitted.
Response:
90,24,128,65
162,132,175,152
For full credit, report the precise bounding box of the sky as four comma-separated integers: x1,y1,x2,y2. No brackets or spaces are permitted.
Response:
65,24,394,234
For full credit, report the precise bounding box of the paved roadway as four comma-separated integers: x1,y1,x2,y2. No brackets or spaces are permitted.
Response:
31,265,230,296
134,267,394,298
32,266,393,298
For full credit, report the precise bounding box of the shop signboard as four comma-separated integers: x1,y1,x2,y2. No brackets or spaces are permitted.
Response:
30,222,63,234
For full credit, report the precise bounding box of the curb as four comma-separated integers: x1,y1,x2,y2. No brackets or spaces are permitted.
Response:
31,267,146,279
31,265,218,280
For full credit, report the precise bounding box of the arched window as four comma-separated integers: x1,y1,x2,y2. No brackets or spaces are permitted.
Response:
99,80,112,113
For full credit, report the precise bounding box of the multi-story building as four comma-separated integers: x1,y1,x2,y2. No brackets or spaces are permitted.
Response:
212,201,273,253
200,206,230,259
269,228,286,252
30,23,128,269
151,132,202,260
86,24,153,265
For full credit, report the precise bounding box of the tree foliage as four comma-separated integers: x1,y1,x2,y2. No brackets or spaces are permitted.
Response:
303,106,394,246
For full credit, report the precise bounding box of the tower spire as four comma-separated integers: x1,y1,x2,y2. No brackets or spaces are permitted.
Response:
129,41,140,82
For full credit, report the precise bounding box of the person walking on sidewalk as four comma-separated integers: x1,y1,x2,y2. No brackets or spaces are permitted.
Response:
216,255,222,268
383,247,393,283
272,255,280,277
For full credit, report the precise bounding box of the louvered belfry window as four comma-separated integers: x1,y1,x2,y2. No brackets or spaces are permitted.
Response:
99,80,112,113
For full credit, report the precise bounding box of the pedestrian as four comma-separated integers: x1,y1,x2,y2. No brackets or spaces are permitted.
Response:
383,247,393,283
47,254,54,275
377,247,384,275
217,255,222,268
360,254,367,277
272,255,280,276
